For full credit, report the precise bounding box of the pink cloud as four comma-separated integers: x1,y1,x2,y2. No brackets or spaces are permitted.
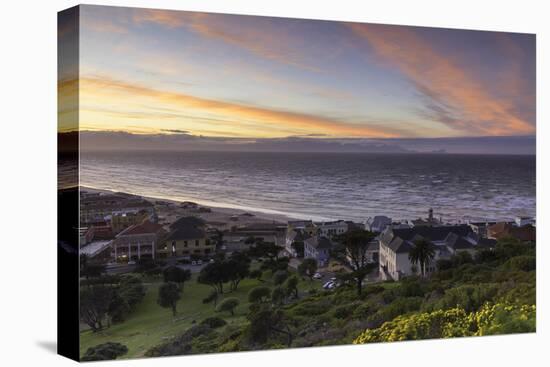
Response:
348,23,535,136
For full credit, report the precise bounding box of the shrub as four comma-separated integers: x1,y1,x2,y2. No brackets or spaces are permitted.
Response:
354,302,535,344
352,302,374,320
363,284,385,295
381,289,396,304
504,256,536,272
427,284,499,313
289,298,332,317
271,286,287,305
332,303,358,319
368,297,423,328
217,297,240,316
81,342,128,361
200,316,227,329
273,270,289,286
397,278,426,297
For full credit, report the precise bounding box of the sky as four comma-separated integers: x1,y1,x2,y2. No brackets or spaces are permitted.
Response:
58,5,536,152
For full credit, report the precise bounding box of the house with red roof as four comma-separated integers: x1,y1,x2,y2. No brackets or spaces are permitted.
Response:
112,220,165,262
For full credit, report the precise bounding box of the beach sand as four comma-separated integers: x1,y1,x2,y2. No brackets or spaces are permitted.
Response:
80,186,299,230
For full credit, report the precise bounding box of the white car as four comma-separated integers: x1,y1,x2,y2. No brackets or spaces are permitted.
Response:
313,272,322,279
323,281,334,289
197,260,203,265
191,261,197,266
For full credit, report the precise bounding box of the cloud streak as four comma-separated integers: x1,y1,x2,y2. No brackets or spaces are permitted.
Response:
348,24,535,136
77,76,403,138
131,9,323,72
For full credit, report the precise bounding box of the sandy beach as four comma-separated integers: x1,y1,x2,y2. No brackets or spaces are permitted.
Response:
80,186,301,230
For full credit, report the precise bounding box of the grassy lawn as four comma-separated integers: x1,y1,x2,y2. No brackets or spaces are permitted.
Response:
80,270,322,359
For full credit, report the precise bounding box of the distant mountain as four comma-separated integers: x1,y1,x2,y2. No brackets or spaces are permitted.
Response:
60,131,535,155
75,131,411,154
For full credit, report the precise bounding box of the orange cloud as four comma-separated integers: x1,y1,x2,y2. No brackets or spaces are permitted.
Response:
76,76,402,138
131,9,322,72
348,23,535,136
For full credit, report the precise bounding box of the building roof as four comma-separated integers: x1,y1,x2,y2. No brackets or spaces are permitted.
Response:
170,216,205,230
371,216,392,229
166,227,206,241
166,216,206,241
288,229,310,243
488,222,536,242
236,222,285,231
304,236,332,250
80,240,112,257
118,220,163,237
444,232,475,250
381,225,473,253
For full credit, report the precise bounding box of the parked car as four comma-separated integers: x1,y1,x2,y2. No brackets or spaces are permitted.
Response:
197,260,203,265
323,281,334,289
313,272,322,279
209,259,215,263
191,261,197,266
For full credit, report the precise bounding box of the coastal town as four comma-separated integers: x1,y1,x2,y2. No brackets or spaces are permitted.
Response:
74,186,537,360
79,188,536,283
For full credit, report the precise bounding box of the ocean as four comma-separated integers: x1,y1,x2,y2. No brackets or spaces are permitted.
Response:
80,151,536,223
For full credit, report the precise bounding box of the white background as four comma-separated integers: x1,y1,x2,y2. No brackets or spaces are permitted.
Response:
0,0,548,365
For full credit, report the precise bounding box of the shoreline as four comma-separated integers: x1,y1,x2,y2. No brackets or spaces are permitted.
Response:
80,185,305,225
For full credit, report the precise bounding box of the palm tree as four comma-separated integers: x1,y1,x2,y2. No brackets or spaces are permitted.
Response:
408,238,436,278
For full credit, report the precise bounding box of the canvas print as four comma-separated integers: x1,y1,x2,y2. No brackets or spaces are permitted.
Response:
58,5,536,362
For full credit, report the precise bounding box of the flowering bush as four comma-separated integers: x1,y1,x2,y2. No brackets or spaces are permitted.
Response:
353,302,535,344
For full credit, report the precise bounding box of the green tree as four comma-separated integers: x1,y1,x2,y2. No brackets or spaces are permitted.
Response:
247,304,293,347
80,254,105,280
108,291,130,324
119,274,146,308
271,286,286,306
163,266,192,289
298,258,318,282
285,276,299,299
198,262,229,294
273,270,289,286
202,289,219,307
80,285,113,332
249,269,263,281
217,297,240,316
157,282,181,316
248,286,272,304
337,230,377,296
248,241,283,262
227,252,251,291
408,238,436,278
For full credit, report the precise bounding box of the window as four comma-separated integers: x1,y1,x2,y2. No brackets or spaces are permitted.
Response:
195,240,200,247
184,240,188,247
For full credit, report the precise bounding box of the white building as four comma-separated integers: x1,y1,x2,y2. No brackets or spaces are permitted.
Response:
378,224,481,281
316,220,348,238
515,216,535,227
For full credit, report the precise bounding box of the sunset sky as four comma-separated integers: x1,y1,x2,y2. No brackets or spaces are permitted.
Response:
59,5,536,140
